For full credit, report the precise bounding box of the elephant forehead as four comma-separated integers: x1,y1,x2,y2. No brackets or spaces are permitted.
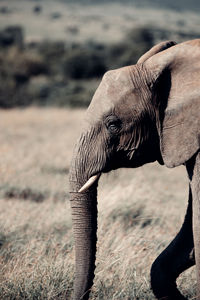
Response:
86,67,136,123
102,67,135,96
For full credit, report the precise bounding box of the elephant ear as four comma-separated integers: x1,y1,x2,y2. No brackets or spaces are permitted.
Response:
137,40,176,63
144,39,200,168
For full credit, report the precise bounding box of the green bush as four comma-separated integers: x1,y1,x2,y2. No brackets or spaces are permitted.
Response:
63,49,107,79
1,25,189,108
108,27,154,69
0,46,50,108
0,25,24,48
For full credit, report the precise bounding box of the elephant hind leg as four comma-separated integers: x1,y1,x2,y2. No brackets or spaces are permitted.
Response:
151,187,195,300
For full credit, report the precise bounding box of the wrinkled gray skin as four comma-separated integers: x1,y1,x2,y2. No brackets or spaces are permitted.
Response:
69,40,200,300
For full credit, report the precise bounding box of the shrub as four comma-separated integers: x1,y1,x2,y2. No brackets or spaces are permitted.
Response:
0,26,24,48
0,25,182,108
108,27,154,69
63,49,107,79
38,41,66,59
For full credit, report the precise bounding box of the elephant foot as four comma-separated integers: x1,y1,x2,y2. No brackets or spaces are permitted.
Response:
151,279,187,300
157,296,187,300
151,188,194,300
151,264,188,300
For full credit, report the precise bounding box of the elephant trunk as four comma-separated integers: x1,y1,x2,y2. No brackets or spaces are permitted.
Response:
69,149,98,300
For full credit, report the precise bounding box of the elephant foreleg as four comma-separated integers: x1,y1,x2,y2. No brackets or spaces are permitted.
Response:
151,186,195,300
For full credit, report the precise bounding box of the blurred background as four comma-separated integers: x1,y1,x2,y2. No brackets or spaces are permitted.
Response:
1,0,200,108
0,1,199,299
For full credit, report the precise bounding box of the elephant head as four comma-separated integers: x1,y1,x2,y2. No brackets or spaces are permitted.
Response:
69,40,200,300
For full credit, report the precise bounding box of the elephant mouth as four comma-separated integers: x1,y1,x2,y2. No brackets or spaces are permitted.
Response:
78,173,101,193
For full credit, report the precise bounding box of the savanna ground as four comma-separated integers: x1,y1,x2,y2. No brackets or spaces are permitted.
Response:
0,0,200,299
0,108,197,299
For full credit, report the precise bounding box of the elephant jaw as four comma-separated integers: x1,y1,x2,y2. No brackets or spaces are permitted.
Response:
78,173,101,193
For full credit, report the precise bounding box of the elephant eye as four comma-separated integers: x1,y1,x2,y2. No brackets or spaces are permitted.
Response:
106,117,122,134
108,123,119,133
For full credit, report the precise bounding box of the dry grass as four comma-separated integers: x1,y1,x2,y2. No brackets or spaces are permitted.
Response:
0,108,196,299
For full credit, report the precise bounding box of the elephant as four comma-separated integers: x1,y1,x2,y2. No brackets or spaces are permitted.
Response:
69,39,200,300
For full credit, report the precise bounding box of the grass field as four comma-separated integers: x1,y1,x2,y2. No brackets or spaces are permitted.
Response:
0,0,199,298
0,108,197,299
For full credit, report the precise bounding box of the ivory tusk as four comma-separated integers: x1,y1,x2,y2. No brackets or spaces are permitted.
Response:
78,173,101,193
